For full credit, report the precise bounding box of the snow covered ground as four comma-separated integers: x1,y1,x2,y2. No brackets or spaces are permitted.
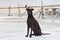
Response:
0,15,60,40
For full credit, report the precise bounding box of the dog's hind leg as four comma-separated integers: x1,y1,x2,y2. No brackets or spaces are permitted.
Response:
25,25,29,37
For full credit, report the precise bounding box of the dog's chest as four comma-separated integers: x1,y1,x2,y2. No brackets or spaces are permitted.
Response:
27,17,36,25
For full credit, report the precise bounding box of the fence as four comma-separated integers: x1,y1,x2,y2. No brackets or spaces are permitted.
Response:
0,5,60,18
0,6,42,17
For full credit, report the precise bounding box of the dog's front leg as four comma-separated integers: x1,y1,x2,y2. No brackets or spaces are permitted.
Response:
29,28,32,38
25,26,29,37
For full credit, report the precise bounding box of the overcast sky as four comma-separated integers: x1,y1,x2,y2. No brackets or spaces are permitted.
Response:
0,0,60,7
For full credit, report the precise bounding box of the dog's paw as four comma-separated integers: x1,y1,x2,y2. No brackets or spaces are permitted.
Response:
25,35,28,37
29,35,32,38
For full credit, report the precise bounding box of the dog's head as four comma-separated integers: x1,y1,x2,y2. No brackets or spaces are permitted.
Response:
26,8,34,16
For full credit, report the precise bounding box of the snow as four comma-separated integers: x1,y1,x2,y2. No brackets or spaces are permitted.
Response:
0,15,60,40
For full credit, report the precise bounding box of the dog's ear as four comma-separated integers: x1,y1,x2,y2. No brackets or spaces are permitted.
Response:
26,9,28,11
31,9,34,11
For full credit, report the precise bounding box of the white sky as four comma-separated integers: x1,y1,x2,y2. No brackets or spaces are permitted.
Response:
0,0,60,7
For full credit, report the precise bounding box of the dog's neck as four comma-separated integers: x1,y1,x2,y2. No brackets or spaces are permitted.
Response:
28,14,33,18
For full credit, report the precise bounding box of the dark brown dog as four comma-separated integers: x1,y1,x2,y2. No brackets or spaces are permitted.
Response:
25,8,42,38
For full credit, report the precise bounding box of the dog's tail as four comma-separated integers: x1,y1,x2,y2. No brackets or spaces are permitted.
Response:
41,33,51,35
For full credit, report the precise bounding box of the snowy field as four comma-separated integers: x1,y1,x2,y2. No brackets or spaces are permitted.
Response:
0,15,60,40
